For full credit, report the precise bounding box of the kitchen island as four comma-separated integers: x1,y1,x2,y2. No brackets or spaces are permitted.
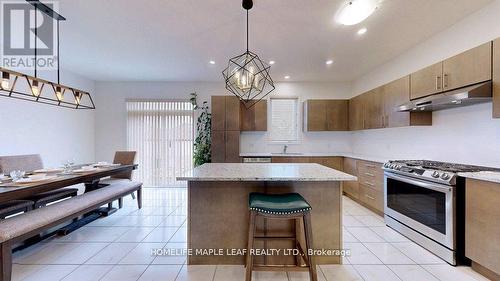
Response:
177,163,357,265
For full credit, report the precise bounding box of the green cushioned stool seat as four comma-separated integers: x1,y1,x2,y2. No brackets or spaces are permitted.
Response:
249,192,311,215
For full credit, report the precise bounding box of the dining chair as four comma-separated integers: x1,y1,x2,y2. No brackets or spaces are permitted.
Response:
100,151,137,208
0,154,79,209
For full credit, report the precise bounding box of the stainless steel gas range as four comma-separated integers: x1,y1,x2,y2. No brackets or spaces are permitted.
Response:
383,160,499,265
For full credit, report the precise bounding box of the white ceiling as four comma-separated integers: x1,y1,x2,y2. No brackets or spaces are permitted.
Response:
57,0,492,82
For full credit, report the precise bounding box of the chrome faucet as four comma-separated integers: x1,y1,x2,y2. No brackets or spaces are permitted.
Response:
283,145,288,154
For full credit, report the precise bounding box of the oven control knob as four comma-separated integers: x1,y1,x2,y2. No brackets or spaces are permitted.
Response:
432,171,440,178
441,173,450,180
395,165,402,170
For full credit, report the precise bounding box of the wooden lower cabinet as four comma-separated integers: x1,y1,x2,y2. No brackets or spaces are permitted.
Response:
271,157,310,163
271,156,343,170
465,179,500,279
342,158,384,215
270,156,384,215
342,158,359,199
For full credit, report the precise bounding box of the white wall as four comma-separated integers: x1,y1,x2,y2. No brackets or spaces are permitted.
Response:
349,0,500,167
0,69,96,167
93,81,353,161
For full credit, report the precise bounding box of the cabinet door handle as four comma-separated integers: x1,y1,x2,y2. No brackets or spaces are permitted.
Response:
365,194,375,200
364,181,375,186
443,74,449,89
364,164,376,168
436,76,442,90
364,172,375,177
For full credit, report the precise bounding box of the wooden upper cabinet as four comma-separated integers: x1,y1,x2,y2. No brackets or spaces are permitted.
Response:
240,100,267,131
364,88,384,129
304,100,348,131
410,62,443,100
211,96,241,131
443,42,492,91
349,95,364,131
211,96,226,131
492,38,499,118
305,100,328,131
384,76,432,128
225,96,240,131
326,100,349,131
384,76,411,127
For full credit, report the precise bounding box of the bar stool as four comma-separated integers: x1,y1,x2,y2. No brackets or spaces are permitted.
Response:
245,192,317,281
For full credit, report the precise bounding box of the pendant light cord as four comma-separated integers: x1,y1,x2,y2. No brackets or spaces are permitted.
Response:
34,5,37,78
57,20,60,84
246,9,249,52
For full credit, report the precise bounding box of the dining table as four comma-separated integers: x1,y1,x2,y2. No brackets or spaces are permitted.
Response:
0,164,138,237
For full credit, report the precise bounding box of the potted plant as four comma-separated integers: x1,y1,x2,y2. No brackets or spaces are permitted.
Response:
191,93,211,166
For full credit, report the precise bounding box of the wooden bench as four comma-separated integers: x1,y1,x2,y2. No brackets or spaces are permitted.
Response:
0,180,142,281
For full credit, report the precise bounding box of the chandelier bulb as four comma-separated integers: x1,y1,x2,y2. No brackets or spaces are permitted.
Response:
1,72,10,90
31,80,40,97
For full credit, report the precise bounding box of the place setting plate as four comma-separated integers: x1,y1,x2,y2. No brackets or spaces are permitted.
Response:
14,175,57,184
93,162,120,168
33,168,64,173
72,167,100,173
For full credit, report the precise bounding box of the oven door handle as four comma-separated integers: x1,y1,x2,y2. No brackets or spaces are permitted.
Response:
385,173,452,193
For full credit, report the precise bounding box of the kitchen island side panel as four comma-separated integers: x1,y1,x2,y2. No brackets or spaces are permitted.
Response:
187,181,342,265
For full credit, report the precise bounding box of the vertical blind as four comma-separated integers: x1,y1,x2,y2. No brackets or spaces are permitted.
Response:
270,98,299,142
126,100,194,187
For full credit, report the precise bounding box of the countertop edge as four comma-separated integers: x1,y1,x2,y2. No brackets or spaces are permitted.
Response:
239,152,388,163
458,172,500,184
177,176,358,182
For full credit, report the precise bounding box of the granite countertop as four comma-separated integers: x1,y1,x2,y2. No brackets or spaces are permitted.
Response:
458,171,500,184
239,152,389,163
177,163,358,182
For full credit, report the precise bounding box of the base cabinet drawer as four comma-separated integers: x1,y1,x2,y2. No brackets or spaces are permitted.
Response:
359,185,383,212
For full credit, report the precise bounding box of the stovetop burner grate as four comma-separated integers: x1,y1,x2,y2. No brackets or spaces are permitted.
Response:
392,160,499,173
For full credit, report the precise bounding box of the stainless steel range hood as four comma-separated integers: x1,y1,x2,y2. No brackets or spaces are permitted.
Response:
398,81,492,112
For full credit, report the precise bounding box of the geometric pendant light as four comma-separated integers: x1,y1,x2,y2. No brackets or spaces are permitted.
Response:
0,0,95,109
222,0,274,109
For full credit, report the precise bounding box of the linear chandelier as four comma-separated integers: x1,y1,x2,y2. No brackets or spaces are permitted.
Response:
222,0,275,109
0,0,95,109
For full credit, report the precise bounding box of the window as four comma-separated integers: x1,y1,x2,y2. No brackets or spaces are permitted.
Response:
270,98,299,142
126,100,194,187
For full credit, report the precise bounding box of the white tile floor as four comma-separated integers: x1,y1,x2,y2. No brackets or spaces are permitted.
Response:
11,188,491,281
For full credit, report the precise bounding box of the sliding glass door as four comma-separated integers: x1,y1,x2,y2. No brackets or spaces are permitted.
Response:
126,100,194,187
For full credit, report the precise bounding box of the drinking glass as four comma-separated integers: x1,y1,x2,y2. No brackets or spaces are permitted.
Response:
10,170,25,181
62,159,75,174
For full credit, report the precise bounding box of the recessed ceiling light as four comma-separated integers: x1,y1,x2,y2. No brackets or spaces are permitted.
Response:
284,75,290,79
326,60,334,65
357,27,367,35
209,60,215,65
336,0,378,26
269,60,275,65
